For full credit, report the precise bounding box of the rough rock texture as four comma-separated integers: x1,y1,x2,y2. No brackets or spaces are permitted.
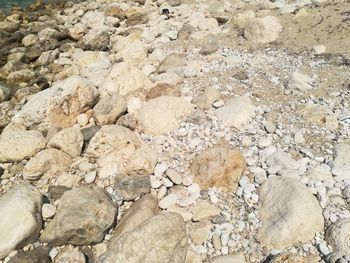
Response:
191,147,245,191
244,16,283,44
101,62,152,97
258,177,324,248
114,175,151,201
40,185,117,246
7,246,51,263
93,94,126,125
0,130,46,162
47,126,84,157
109,194,158,242
269,253,320,263
97,213,187,263
86,125,140,157
136,96,194,135
216,96,255,130
0,183,43,259
23,148,72,181
326,218,350,255
12,76,99,131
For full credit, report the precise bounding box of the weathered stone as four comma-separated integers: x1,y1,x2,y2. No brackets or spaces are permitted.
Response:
192,87,220,110
114,175,151,201
216,96,255,130
41,185,117,246
55,249,86,263
86,125,140,157
326,218,350,255
285,72,314,91
269,253,320,263
93,94,126,125
110,194,158,243
47,126,84,158
157,53,183,74
0,130,46,162
7,246,50,263
124,146,157,176
244,16,282,44
146,83,180,100
191,147,245,192
97,213,187,263
258,177,324,248
12,76,99,131
213,253,247,263
0,183,43,259
101,62,152,97
136,96,194,135
23,149,72,181
192,200,221,221
189,220,212,245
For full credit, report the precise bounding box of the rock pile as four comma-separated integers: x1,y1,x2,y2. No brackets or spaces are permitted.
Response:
0,0,349,262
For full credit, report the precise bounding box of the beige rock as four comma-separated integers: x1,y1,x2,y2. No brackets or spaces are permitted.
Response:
47,127,84,157
101,62,153,97
326,218,350,255
124,146,157,176
213,253,247,263
86,125,140,158
232,10,255,28
157,53,183,74
136,96,194,135
192,200,221,221
269,253,320,263
244,16,283,44
192,87,220,110
216,96,255,130
113,35,147,64
185,248,202,263
299,103,339,130
12,76,99,131
0,183,43,259
110,194,158,242
93,94,126,125
167,205,192,222
23,149,72,181
41,186,117,246
56,172,81,188
0,130,46,162
146,83,180,100
97,213,187,263
21,34,39,47
258,177,324,249
189,220,212,245
55,250,86,263
191,147,245,192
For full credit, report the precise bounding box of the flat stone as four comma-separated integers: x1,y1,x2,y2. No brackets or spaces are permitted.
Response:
114,175,151,201
192,200,221,221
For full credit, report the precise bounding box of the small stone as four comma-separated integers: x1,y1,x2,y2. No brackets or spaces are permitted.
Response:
313,45,326,55
190,220,212,245
77,113,89,126
167,205,192,222
42,203,56,219
159,193,178,209
166,169,182,185
192,200,221,221
265,122,276,133
85,171,96,184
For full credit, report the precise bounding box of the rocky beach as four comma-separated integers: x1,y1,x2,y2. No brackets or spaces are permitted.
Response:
0,0,349,262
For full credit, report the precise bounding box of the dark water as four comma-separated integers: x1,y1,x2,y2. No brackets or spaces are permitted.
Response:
0,0,39,12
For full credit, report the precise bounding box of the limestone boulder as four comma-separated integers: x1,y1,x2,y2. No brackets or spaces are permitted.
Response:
47,126,84,158
40,185,117,246
136,96,194,135
191,147,245,192
244,16,282,44
23,149,72,181
100,62,153,98
0,130,46,162
93,94,126,125
97,213,187,263
326,218,350,255
86,125,140,158
0,183,43,259
216,96,255,130
258,177,324,248
12,76,99,131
